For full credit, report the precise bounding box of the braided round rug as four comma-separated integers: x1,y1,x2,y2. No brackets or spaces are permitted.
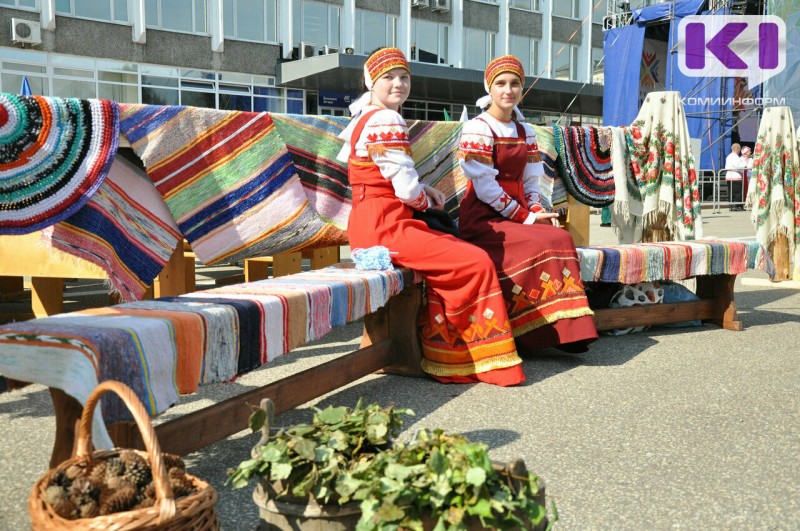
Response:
553,125,614,207
0,93,119,234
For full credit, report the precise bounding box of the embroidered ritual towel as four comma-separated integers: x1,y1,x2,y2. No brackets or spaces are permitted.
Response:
626,91,703,241
746,106,800,280
610,126,643,243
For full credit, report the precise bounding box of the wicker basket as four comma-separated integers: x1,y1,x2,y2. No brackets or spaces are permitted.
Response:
28,381,219,530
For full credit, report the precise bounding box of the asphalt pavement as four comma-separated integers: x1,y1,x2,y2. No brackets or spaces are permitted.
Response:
1,207,798,530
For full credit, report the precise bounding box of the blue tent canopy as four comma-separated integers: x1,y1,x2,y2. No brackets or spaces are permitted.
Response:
632,0,706,24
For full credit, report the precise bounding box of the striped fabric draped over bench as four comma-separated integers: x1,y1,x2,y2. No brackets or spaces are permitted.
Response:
577,240,775,284
0,267,406,449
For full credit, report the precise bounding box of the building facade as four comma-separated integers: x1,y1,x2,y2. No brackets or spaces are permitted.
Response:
0,0,635,124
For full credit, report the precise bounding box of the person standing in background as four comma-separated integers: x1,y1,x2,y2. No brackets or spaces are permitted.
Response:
725,143,746,212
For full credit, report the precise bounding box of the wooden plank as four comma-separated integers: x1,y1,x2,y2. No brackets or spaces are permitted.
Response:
592,300,717,331
0,232,106,279
272,252,302,277
153,243,187,298
768,232,791,281
696,274,742,331
31,277,64,317
244,257,272,282
144,340,396,456
0,276,24,300
565,195,590,246
302,246,341,270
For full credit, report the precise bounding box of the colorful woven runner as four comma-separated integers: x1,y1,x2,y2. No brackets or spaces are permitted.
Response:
577,239,774,283
118,104,338,264
0,93,119,234
45,156,182,302
746,106,800,280
626,91,703,241
531,125,568,210
553,125,615,207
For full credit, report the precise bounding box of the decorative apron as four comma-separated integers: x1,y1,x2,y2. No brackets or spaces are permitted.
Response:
347,109,525,385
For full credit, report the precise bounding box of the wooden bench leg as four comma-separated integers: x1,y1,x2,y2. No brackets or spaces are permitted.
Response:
153,244,187,298
49,388,82,468
364,283,425,377
302,246,340,270
31,277,64,317
696,274,742,331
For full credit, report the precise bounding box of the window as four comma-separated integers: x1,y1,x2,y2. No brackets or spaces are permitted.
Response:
553,0,580,18
354,10,396,55
293,0,340,50
0,53,48,96
592,0,607,24
510,0,539,11
0,0,38,9
510,35,538,77
551,41,578,80
223,0,278,43
592,47,604,84
464,28,496,71
410,19,449,65
403,99,460,121
55,0,129,22
145,0,207,34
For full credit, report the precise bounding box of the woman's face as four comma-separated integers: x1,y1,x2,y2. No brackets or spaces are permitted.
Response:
489,72,523,114
371,68,410,111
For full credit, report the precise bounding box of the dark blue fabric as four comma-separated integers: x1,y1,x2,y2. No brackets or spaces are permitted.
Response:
603,26,646,126
632,0,705,23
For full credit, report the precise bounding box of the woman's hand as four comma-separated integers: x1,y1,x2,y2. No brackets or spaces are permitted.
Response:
424,185,446,210
535,212,560,227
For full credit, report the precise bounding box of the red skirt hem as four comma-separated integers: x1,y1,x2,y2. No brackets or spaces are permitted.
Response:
429,364,526,387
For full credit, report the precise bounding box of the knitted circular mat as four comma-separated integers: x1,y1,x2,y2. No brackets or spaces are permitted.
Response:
0,93,119,234
553,125,614,208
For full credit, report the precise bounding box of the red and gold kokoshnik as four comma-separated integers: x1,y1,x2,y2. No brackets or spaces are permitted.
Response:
365,48,410,85
484,55,525,87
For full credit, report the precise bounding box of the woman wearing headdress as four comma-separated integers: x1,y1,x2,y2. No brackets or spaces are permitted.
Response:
457,55,597,353
337,48,525,385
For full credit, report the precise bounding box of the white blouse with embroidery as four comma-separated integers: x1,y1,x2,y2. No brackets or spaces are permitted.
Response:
458,113,545,224
353,106,429,211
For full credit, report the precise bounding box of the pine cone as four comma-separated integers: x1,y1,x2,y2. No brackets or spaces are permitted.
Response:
52,471,69,488
119,450,145,466
105,476,135,492
87,460,107,483
168,468,195,498
104,457,125,479
162,453,185,471
69,477,97,499
99,485,137,516
78,500,99,519
53,497,78,519
44,485,66,507
123,459,152,488
64,464,84,481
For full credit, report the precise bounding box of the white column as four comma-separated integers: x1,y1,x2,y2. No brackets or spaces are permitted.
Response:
398,0,411,59
342,0,355,51
280,0,294,59
541,0,552,78
449,0,464,68
131,0,146,43
579,2,592,82
209,0,224,52
498,0,509,56
40,0,55,31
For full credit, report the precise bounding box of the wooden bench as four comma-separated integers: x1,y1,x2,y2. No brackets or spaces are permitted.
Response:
0,263,424,467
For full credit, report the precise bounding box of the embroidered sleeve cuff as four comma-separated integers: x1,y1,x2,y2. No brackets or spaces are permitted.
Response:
509,204,531,223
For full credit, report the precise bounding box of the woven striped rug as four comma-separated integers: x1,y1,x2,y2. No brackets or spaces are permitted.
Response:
0,93,119,234
45,156,182,302
553,125,615,208
118,104,337,264
577,240,774,284
531,125,568,210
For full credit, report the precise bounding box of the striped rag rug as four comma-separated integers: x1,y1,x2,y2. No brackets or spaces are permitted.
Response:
0,93,119,234
0,267,407,449
531,125,568,210
118,104,337,264
270,113,351,234
553,125,615,208
44,156,182,302
576,239,775,284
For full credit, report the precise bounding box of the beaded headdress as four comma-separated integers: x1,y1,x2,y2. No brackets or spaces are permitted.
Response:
364,48,410,89
476,55,526,120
